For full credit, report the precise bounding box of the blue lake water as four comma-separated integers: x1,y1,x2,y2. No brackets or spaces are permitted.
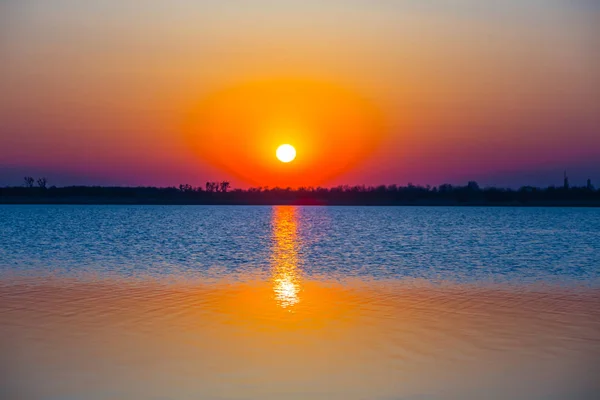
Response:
1,205,599,283
1,205,599,399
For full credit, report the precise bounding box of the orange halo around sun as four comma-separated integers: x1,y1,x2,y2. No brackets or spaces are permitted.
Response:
185,78,387,187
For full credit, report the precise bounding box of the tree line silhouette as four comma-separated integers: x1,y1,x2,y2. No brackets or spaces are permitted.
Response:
1,176,599,206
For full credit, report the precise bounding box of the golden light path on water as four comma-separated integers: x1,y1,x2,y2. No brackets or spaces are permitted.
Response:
271,206,301,309
1,207,600,399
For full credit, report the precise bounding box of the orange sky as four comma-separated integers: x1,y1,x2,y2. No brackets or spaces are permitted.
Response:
0,1,598,188
184,78,387,187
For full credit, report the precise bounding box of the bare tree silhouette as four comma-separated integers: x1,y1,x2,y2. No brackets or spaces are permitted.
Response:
220,181,230,193
24,176,35,188
37,177,48,189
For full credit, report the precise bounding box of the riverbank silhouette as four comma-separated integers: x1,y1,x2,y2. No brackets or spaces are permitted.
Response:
1,179,599,206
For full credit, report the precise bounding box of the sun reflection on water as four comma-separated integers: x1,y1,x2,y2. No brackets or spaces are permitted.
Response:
271,206,301,309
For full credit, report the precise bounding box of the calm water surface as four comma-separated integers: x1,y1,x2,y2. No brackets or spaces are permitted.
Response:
1,206,599,399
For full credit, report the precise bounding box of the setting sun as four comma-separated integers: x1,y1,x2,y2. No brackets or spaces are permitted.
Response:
276,144,296,163
185,78,386,187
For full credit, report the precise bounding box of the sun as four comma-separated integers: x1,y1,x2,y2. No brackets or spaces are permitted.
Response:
276,144,296,163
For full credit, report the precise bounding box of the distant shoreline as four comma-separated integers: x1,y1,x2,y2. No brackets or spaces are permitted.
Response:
1,197,600,207
2,183,599,207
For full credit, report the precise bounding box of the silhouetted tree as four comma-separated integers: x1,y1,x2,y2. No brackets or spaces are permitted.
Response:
179,184,194,192
206,182,217,192
220,181,230,193
24,176,35,188
439,184,453,193
467,181,480,191
37,177,48,189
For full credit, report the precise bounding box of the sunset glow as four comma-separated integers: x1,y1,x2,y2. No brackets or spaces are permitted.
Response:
271,207,301,308
0,1,598,188
185,78,386,188
1,3,599,399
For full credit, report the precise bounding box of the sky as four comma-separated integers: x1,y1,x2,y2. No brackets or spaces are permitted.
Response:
1,0,599,188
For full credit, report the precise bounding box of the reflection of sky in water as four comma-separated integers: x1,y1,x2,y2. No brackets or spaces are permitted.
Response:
1,206,600,284
271,207,301,309
1,206,600,399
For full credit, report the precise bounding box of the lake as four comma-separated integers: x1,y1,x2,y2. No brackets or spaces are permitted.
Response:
1,205,599,399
